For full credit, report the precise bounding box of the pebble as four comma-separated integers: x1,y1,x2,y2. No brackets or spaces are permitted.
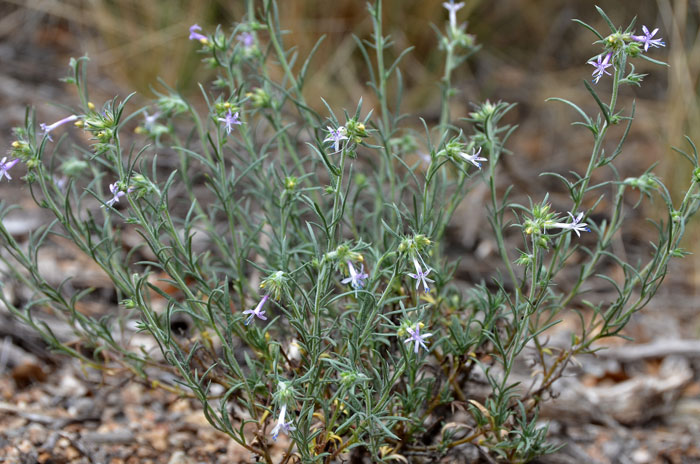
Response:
632,448,651,463
57,374,88,397
65,445,81,460
68,397,96,417
27,422,47,445
168,451,195,464
17,438,33,453
57,436,71,448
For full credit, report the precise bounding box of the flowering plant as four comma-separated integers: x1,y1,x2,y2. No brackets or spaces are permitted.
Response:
1,2,697,462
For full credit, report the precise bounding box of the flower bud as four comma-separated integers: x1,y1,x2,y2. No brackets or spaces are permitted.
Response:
693,168,700,184
284,176,297,191
121,299,137,309
260,271,287,300
60,158,88,177
248,88,272,109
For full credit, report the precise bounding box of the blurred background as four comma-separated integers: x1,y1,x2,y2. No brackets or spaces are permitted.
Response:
0,0,699,314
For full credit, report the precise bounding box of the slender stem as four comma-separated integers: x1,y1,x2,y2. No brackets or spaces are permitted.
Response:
439,42,455,131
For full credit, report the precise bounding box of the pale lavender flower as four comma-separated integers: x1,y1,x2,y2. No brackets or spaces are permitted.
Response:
552,211,590,237
143,111,161,130
323,126,348,153
103,183,127,208
458,146,487,169
632,26,665,52
189,24,207,42
40,114,79,142
407,257,435,293
218,109,242,135
237,31,255,48
588,52,613,84
53,175,67,192
341,261,368,291
442,0,465,30
0,157,20,182
270,404,295,441
404,323,433,354
243,294,269,325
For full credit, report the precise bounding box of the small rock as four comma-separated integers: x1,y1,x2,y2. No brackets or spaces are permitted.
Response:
67,397,95,417
17,438,33,453
65,445,81,460
56,374,87,397
168,451,195,464
27,423,46,445
145,426,169,451
168,432,191,447
632,448,651,463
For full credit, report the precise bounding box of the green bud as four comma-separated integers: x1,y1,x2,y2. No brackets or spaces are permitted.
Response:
246,88,272,109
693,168,700,184
158,94,188,115
260,271,287,300
523,219,538,235
627,41,643,57
389,135,418,154
121,299,137,309
515,252,533,267
61,158,88,177
468,100,498,123
398,234,432,254
345,118,369,141
284,176,297,191
275,381,296,404
23,171,37,184
604,32,625,50
340,371,358,387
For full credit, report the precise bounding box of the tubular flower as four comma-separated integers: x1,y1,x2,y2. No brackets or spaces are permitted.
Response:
270,404,295,440
143,111,161,130
442,0,465,31
243,294,269,325
404,323,433,354
103,183,128,208
237,31,255,48
323,126,348,153
458,146,487,169
0,157,20,182
632,26,665,52
588,52,613,84
341,261,368,291
407,257,435,293
189,24,208,43
551,211,590,237
218,109,242,135
40,114,79,142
